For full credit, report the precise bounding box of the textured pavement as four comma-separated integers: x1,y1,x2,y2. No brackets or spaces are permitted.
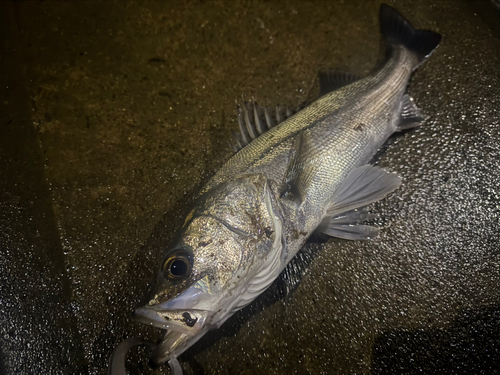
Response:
1,1,500,374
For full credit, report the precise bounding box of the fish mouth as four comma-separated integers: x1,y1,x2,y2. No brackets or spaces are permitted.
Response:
133,307,211,366
134,306,209,335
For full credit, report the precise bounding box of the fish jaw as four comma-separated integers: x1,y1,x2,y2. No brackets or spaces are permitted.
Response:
134,276,221,342
134,307,210,335
134,301,215,366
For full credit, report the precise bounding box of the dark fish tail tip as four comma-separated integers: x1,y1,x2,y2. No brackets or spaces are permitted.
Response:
379,4,441,62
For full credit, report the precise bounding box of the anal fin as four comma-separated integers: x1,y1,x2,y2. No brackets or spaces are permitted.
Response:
398,94,426,130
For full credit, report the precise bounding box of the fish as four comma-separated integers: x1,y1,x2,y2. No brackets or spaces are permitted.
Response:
128,4,441,374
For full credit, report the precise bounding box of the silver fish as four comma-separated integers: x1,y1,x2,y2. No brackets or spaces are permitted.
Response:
131,4,441,373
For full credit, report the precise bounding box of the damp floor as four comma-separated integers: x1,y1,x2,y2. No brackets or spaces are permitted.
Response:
1,1,500,374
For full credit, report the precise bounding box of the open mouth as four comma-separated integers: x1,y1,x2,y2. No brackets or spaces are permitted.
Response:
134,307,209,335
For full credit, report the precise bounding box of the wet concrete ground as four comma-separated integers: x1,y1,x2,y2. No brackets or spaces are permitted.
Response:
1,0,500,374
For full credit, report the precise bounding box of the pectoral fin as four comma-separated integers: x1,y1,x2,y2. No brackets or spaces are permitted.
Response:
281,131,305,201
318,165,401,240
280,131,317,203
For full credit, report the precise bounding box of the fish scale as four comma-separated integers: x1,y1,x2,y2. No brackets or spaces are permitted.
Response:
205,48,415,200
218,45,417,246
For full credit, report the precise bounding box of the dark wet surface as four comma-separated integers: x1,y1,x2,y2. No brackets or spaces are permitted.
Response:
1,0,500,374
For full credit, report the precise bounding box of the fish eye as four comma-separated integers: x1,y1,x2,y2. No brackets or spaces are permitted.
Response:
163,253,191,280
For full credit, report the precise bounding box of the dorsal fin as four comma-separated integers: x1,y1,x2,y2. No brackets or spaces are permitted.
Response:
318,69,361,97
230,101,302,152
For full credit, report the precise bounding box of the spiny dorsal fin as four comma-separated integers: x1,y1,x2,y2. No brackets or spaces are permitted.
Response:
318,69,361,97
230,101,302,152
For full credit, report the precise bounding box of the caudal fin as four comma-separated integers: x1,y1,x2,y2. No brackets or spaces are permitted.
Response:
380,4,441,63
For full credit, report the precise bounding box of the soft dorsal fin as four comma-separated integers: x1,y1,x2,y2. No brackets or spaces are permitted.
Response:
230,101,302,152
318,69,361,97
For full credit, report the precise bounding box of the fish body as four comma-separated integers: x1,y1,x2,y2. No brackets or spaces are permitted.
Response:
131,4,441,372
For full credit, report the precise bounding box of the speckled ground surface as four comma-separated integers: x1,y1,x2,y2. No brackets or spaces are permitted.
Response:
1,0,500,374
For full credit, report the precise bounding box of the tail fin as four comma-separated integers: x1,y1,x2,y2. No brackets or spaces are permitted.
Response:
379,4,441,63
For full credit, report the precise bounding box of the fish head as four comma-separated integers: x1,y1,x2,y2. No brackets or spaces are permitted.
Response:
134,174,285,365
